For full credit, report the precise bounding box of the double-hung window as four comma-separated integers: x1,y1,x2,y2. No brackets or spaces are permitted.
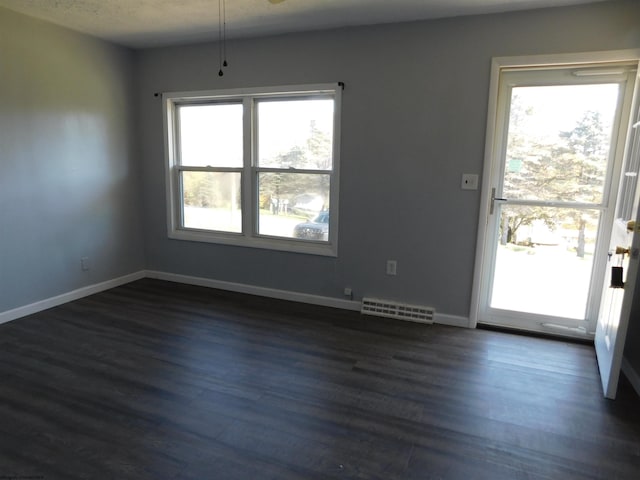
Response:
163,83,341,256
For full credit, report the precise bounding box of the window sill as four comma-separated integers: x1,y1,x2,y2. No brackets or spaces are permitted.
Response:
168,228,338,257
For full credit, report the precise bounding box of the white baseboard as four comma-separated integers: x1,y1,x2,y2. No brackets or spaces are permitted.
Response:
622,357,640,397
146,270,470,328
0,271,146,326
145,270,363,311
1,269,470,330
434,313,471,328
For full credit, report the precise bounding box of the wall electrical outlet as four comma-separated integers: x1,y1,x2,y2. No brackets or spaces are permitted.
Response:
386,260,397,276
81,256,90,271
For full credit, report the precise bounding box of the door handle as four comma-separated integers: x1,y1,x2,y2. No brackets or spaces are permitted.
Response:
615,246,630,256
490,188,508,215
615,246,639,259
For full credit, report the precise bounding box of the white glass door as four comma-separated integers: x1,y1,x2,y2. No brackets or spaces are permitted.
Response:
478,64,637,335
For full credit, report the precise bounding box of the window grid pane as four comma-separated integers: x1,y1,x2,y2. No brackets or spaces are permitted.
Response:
503,84,618,204
257,98,334,170
257,172,330,241
180,171,242,233
178,103,243,168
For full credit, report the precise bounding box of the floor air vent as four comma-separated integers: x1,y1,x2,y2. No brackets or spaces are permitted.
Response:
361,297,434,324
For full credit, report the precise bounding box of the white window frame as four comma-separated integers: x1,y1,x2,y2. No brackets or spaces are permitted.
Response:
162,83,342,257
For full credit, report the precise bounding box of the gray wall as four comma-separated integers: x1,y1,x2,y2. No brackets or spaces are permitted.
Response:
1,0,640,389
137,0,640,318
0,7,144,312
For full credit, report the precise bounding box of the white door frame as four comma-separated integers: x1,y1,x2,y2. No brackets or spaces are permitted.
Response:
470,49,640,332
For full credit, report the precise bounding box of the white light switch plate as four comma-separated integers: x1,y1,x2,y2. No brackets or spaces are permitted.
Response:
461,174,479,190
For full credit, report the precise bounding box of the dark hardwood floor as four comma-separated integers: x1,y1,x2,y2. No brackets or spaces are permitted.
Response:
1,279,639,479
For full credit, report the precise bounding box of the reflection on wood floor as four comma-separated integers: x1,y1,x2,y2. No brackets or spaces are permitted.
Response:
1,278,639,479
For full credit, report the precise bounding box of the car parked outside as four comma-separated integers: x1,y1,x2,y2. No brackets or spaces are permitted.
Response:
293,211,329,241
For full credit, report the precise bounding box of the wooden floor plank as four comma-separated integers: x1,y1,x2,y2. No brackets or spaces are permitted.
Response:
1,278,639,479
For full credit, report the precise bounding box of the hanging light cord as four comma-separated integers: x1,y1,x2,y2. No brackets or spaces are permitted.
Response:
218,0,223,76
218,0,228,76
223,0,228,67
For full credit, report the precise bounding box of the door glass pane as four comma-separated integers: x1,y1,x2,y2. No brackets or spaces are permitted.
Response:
257,172,330,240
504,84,619,203
178,103,243,167
181,171,241,233
491,205,600,319
257,98,334,170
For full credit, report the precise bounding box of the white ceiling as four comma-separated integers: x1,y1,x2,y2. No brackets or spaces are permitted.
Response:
0,0,611,48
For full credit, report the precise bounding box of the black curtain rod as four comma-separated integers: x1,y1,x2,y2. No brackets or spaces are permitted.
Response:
154,82,345,97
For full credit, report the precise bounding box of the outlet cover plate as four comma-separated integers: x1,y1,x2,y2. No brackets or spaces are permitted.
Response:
386,260,397,276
